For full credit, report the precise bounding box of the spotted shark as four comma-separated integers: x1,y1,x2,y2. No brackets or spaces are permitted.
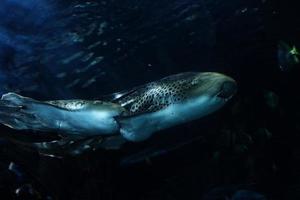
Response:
0,72,236,154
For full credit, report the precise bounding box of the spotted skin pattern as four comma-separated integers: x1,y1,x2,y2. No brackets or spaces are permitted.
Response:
114,72,201,116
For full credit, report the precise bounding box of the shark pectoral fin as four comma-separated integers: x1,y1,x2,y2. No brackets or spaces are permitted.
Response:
117,116,154,142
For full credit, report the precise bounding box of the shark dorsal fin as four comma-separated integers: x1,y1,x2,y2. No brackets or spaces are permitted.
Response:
98,84,146,103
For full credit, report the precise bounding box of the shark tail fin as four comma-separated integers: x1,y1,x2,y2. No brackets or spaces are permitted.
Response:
0,92,57,132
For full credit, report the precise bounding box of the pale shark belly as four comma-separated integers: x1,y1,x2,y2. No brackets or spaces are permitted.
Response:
57,109,120,136
119,96,225,141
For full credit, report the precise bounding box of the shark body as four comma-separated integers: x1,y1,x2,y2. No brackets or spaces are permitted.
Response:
0,72,236,154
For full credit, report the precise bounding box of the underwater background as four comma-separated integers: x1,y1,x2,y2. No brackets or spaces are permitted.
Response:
0,0,300,199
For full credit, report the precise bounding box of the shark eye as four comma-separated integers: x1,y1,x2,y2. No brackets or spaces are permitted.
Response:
217,81,237,99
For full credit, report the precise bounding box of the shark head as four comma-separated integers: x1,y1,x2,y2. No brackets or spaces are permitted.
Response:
187,72,237,104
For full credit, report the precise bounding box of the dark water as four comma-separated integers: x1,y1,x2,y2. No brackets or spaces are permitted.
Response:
0,0,300,199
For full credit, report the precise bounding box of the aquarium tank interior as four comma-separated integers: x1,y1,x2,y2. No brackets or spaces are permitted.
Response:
0,0,300,199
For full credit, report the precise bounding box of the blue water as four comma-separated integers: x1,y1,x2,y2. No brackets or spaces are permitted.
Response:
0,0,300,199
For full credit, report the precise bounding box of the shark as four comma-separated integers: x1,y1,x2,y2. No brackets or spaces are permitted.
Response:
0,72,236,154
